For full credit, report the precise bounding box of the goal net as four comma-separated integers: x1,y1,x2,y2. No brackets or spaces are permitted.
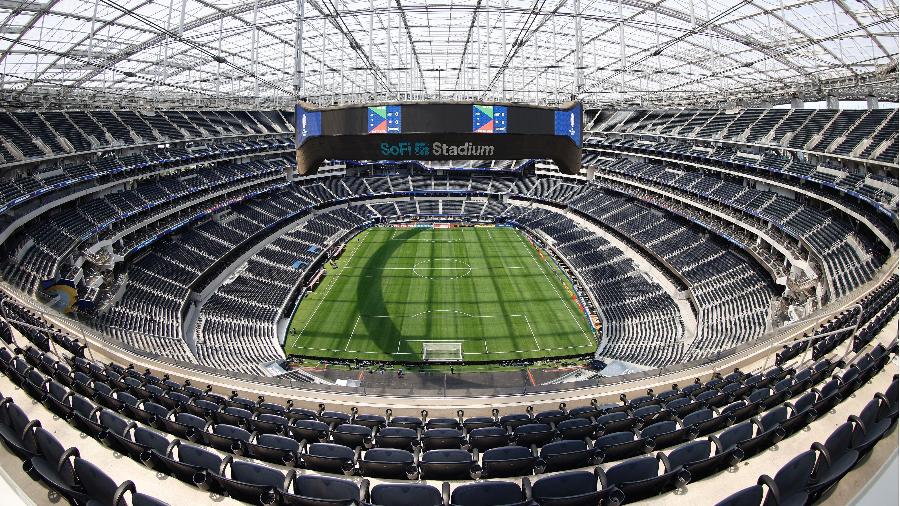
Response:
421,342,464,362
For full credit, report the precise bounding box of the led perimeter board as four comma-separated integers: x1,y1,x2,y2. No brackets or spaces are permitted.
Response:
294,101,582,175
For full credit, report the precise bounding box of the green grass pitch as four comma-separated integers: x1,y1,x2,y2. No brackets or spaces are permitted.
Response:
284,226,597,362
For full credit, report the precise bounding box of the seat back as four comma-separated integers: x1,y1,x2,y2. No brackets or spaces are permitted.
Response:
451,481,525,506
369,483,442,506
74,457,121,505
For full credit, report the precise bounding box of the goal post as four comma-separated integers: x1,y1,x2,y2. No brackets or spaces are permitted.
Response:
421,341,464,362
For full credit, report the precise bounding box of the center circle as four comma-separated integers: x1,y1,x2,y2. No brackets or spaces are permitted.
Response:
412,258,473,280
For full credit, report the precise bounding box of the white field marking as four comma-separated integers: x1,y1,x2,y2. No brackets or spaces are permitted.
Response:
291,229,369,347
522,313,541,350
514,232,593,344
344,315,361,351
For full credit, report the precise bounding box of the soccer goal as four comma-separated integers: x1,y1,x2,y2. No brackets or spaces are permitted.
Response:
421,341,464,362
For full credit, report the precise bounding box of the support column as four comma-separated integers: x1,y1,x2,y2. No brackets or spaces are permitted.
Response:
293,0,305,97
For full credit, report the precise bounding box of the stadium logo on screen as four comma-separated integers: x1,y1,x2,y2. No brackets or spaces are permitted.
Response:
380,141,495,158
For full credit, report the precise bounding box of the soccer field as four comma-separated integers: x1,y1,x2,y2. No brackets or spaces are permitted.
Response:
284,226,596,363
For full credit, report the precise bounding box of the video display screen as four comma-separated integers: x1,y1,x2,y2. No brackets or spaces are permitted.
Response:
367,105,402,134
472,105,508,133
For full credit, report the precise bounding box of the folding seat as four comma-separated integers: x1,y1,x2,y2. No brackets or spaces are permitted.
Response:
719,400,759,424
463,415,498,431
467,426,508,451
747,387,787,412
451,480,532,506
354,413,386,429
568,402,614,421
694,388,730,409
23,368,49,400
365,483,444,506
215,406,253,427
714,419,784,461
535,409,568,426
225,395,257,411
811,378,842,415
848,398,892,454
481,445,537,478
284,406,318,422
158,412,208,442
637,421,694,451
781,393,817,436
594,431,652,463
250,413,289,435
182,398,221,418
302,442,356,474
557,417,598,440
155,440,223,490
636,402,672,424
876,375,899,422
714,485,763,506
681,408,733,437
421,428,464,450
121,395,170,427
514,423,555,447
256,401,287,417
358,448,416,479
387,415,423,430
663,439,741,482
419,448,476,479
9,356,32,386
278,470,365,506
665,397,704,418
320,410,352,427
528,468,623,506
626,394,657,410
209,457,286,505
331,423,372,449
836,366,862,399
70,394,105,438
500,412,533,430
111,424,170,469
73,457,145,506
539,439,596,472
288,419,329,443
375,426,419,450
24,428,88,504
757,450,815,506
53,361,74,388
605,455,690,503
425,417,461,430
808,422,860,498
245,433,301,466
203,423,252,454
597,411,638,435
72,371,96,397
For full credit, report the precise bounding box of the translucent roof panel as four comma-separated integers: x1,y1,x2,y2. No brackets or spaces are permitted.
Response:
0,0,896,107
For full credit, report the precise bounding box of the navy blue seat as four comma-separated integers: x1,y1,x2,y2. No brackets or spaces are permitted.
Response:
663,439,741,482
604,455,689,503
468,426,508,451
809,422,859,498
540,439,596,472
155,440,223,491
302,442,355,474
209,458,286,504
358,448,416,479
278,471,363,506
419,448,475,479
529,468,623,506
481,445,536,478
595,431,651,463
366,483,443,506
451,480,533,506
757,450,815,506
714,485,763,506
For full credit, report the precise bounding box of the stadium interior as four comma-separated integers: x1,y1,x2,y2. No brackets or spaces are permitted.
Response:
0,0,897,505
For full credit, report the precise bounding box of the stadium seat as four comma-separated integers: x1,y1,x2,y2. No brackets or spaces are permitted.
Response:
24,427,88,504
604,455,690,502
528,468,623,506
467,426,509,451
638,420,695,450
663,439,741,482
210,457,286,504
249,413,290,434
481,445,537,478
557,417,598,440
245,433,301,466
0,399,39,458
540,439,596,472
288,419,330,443
513,423,556,446
419,448,477,479
595,431,652,463
848,398,892,453
451,480,533,506
73,457,142,506
155,439,223,490
375,426,419,450
279,471,365,506
421,428,464,450
757,450,816,506
158,412,209,442
680,408,733,437
366,482,444,506
203,423,252,454
302,442,355,474
809,422,860,498
332,424,372,449
358,448,416,479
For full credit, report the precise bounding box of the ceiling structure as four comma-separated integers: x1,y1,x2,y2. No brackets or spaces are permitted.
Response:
0,0,897,109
